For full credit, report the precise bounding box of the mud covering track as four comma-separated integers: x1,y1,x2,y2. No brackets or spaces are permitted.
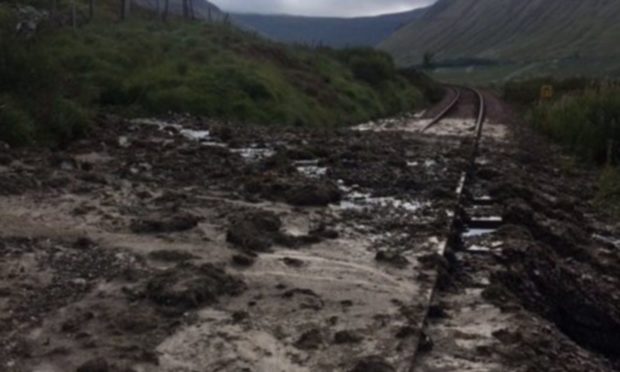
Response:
0,92,619,371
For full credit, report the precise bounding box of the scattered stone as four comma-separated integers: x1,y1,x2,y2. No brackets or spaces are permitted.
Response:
130,214,202,234
73,237,95,250
395,326,416,338
295,329,323,350
334,330,363,344
226,210,282,251
145,263,245,310
375,250,409,268
350,356,395,372
118,136,130,148
427,304,448,319
231,311,249,323
418,331,434,353
281,257,304,267
284,181,342,207
148,250,197,262
231,253,256,267
76,358,109,372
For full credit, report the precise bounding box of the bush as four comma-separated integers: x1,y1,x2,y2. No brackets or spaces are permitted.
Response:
529,89,620,164
0,97,35,146
595,166,620,218
45,98,91,145
336,48,396,86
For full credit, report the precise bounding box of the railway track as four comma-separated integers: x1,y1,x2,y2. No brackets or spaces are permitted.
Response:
408,86,491,371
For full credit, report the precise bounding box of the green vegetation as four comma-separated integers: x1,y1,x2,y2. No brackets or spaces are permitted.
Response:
528,88,620,164
0,2,433,146
595,167,620,218
503,77,592,106
379,0,620,83
520,82,620,217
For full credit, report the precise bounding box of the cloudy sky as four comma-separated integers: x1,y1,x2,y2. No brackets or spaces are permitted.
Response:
210,0,436,17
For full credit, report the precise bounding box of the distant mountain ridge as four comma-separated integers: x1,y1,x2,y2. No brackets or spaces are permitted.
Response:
134,0,225,21
231,9,427,47
380,0,620,71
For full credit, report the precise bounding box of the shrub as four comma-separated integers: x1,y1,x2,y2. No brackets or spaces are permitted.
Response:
595,166,620,218
529,89,620,164
0,97,35,146
336,48,396,86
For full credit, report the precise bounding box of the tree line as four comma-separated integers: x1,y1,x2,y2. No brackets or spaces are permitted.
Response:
47,0,221,24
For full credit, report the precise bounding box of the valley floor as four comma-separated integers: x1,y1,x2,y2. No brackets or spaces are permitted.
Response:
0,93,619,371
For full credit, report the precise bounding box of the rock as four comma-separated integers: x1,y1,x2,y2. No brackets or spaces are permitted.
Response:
375,250,409,268
395,326,416,338
145,263,245,310
428,304,448,319
295,329,323,350
350,356,395,372
130,214,201,234
76,358,109,372
284,181,342,207
73,237,95,250
148,250,197,262
418,331,434,352
309,223,339,239
231,310,249,323
0,154,12,165
118,136,130,148
281,257,304,267
231,253,256,267
226,210,282,251
334,330,363,344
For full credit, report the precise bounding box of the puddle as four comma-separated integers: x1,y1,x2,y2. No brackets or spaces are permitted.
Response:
180,129,211,141
294,160,327,178
462,228,496,238
466,244,492,253
335,190,426,212
593,234,620,249
231,147,275,162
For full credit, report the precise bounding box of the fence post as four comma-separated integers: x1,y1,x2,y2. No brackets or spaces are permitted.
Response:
71,0,77,29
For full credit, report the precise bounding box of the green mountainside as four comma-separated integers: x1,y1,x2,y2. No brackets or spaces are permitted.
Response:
0,1,437,146
379,0,620,82
231,9,426,48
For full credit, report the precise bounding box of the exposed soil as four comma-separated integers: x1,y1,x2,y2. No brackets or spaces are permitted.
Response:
0,93,619,372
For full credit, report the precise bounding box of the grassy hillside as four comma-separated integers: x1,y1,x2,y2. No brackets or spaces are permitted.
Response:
379,0,620,82
0,1,435,146
232,9,426,48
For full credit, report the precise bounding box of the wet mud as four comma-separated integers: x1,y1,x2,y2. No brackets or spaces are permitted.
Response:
0,95,619,372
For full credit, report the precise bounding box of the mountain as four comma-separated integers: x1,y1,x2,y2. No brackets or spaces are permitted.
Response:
134,0,225,21
379,0,620,79
231,9,427,47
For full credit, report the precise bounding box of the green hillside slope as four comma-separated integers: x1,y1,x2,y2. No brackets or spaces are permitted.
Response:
231,9,426,48
379,0,620,81
0,1,436,146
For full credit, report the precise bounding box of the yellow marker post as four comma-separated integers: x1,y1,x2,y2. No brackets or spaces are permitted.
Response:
540,85,554,101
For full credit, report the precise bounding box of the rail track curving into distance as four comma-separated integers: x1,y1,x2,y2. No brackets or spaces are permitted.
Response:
408,86,488,371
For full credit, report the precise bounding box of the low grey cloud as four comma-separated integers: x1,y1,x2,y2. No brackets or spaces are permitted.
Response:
210,0,435,17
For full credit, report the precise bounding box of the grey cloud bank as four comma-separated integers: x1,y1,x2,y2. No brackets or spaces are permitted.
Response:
210,0,435,17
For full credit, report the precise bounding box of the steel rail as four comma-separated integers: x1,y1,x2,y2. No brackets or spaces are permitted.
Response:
407,87,486,372
421,87,462,132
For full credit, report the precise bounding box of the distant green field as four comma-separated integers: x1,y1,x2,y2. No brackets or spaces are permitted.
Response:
429,59,620,86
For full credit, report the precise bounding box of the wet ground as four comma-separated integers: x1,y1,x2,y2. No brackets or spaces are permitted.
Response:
0,91,619,371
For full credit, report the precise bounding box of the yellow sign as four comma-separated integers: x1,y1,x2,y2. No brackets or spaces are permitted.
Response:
540,85,554,100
